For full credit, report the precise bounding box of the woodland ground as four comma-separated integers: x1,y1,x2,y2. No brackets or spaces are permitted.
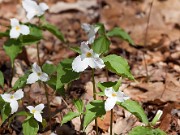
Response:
0,0,179,135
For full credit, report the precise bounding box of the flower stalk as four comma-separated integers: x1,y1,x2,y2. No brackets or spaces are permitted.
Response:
92,69,98,135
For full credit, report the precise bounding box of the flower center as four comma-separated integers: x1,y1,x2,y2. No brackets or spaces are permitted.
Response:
112,93,117,97
86,52,92,57
10,95,14,99
15,26,20,31
32,109,36,114
37,72,42,76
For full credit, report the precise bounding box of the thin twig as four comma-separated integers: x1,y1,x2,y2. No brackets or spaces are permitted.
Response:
142,0,154,81
160,69,168,98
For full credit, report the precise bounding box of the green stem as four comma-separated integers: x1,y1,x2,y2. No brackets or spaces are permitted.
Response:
92,69,98,135
10,62,15,87
110,109,113,135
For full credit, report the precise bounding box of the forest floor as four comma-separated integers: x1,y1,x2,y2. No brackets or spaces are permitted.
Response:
0,0,179,135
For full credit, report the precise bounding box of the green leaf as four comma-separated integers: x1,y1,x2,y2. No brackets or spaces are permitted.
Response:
42,63,57,75
118,100,149,125
97,81,117,91
47,75,57,90
107,27,134,45
12,73,30,90
61,111,80,125
3,39,23,64
20,24,42,45
42,119,47,130
0,30,9,38
95,23,105,35
0,71,4,88
56,59,80,95
22,117,39,135
129,126,167,135
74,99,84,113
83,100,106,130
42,23,65,42
0,96,5,107
92,35,111,54
113,78,122,92
15,111,29,116
97,80,122,92
70,46,81,54
95,92,105,96
103,54,134,80
1,103,11,124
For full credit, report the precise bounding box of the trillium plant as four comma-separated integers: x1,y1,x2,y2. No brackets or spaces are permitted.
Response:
72,41,105,72
27,62,49,84
22,0,49,20
10,18,30,39
27,104,44,122
104,87,129,111
0,0,167,135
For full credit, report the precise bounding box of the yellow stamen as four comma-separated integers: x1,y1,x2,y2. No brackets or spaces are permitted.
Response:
37,72,42,76
86,52,92,57
10,95,14,99
112,93,117,97
32,109,36,114
15,26,20,31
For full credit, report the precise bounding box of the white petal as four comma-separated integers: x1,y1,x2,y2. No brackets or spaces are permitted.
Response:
105,97,117,111
1,94,11,102
22,0,38,12
20,25,30,35
87,27,97,44
80,41,90,54
27,106,35,113
32,63,42,73
27,12,36,20
104,87,114,98
92,57,105,69
39,3,49,11
10,28,20,38
34,112,42,122
10,18,19,27
94,26,99,33
72,56,89,72
87,58,96,68
13,89,24,100
35,104,44,112
88,34,95,44
26,72,39,84
116,91,130,102
81,23,90,32
39,73,49,82
10,100,18,114
87,56,104,69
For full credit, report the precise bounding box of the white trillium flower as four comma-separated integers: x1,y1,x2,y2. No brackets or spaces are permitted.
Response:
22,0,49,20
81,23,99,44
27,104,44,122
27,63,49,84
104,87,129,111
72,42,105,72
1,89,24,114
10,18,30,39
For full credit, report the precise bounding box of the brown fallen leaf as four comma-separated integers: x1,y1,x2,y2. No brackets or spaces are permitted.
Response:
97,111,111,132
